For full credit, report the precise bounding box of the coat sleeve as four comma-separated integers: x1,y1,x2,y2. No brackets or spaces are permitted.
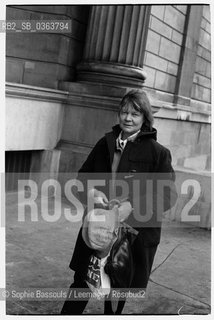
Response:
76,137,107,205
155,147,178,212
126,146,178,246
78,145,96,173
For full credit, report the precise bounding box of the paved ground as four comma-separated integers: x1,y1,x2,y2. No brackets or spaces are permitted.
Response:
5,192,211,315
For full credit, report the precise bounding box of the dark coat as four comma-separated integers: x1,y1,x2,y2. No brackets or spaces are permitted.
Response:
69,124,177,288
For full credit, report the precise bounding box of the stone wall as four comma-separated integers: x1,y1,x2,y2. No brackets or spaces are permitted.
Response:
144,5,187,94
141,4,211,177
6,83,67,151
6,5,89,89
191,6,211,103
143,4,211,111
154,116,211,172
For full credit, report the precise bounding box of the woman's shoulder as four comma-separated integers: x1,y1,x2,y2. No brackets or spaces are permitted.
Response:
138,133,169,151
138,137,171,161
151,140,170,154
95,128,117,147
92,135,109,153
95,136,106,145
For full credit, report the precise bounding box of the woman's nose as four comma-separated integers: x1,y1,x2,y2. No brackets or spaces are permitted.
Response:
125,113,132,121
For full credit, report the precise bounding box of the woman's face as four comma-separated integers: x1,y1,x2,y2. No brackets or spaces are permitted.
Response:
119,103,144,139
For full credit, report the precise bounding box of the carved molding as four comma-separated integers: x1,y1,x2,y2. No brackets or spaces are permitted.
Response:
6,82,69,103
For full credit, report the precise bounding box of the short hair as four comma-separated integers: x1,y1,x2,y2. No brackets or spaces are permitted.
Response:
119,90,154,131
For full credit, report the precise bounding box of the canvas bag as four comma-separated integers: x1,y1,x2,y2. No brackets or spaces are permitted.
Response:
82,200,134,298
82,204,120,298
82,204,119,254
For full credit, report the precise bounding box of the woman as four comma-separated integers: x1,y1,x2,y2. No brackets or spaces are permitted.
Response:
61,89,177,314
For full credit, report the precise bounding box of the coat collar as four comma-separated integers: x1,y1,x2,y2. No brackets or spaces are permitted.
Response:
105,124,157,165
111,124,157,141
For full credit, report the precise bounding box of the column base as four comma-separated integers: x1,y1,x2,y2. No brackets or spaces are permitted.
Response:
76,62,147,88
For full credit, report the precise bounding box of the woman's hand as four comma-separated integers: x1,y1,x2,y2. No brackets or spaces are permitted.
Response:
118,201,133,221
88,188,108,208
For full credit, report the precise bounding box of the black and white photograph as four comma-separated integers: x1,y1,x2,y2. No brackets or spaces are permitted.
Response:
1,1,212,317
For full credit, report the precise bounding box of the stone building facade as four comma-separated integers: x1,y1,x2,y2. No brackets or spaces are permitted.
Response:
5,5,211,227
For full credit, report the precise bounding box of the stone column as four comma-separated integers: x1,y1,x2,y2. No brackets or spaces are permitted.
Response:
77,5,151,88
57,5,152,175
